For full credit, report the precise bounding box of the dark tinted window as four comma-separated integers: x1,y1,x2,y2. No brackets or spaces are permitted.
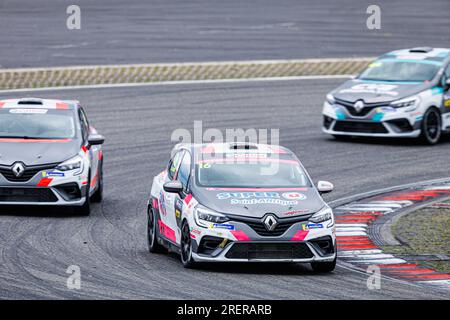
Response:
168,150,184,180
178,152,192,190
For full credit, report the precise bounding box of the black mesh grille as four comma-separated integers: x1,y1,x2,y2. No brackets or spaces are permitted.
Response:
0,163,58,182
334,120,388,134
230,214,311,237
0,187,58,202
225,242,313,260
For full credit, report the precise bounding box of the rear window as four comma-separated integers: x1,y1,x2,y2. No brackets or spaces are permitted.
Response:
0,108,76,139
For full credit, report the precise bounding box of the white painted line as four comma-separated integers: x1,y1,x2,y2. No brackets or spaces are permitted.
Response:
350,203,403,209
336,227,367,232
336,231,367,236
338,249,383,256
346,254,396,260
348,258,406,264
417,280,450,287
335,223,368,228
0,75,353,94
369,200,413,206
337,206,393,212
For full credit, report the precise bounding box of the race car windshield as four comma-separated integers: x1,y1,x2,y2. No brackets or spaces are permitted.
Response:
359,59,440,82
196,160,311,188
0,109,76,139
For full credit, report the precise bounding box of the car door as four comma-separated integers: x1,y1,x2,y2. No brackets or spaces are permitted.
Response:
159,149,185,243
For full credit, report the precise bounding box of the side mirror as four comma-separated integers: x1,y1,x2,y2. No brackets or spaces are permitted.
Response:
317,181,334,194
445,78,450,89
163,180,183,194
88,134,105,146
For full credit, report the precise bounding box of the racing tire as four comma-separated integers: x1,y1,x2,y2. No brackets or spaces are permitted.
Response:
147,204,166,253
311,257,336,273
180,220,197,268
419,107,441,145
91,161,103,203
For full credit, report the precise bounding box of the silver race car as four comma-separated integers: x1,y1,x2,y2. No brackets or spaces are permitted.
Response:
0,98,105,215
147,142,336,272
323,47,450,144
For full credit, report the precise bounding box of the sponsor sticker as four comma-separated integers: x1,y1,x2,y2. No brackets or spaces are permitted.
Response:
211,224,235,230
282,192,307,200
230,198,298,206
42,171,65,178
217,192,280,200
302,223,324,230
9,109,48,114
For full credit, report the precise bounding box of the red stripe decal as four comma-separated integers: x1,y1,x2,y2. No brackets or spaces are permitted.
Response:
231,230,251,241
291,230,309,241
158,220,176,242
81,146,88,153
56,102,69,110
152,198,159,209
400,274,450,280
0,102,5,108
37,178,53,187
184,194,193,205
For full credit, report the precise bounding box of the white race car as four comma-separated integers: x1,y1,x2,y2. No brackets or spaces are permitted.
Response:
0,98,105,215
147,142,337,272
323,47,450,144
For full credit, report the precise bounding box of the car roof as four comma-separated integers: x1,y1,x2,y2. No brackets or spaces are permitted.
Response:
0,97,79,110
379,47,450,65
173,142,296,160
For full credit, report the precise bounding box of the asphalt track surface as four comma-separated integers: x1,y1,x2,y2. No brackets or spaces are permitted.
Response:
0,78,450,299
1,0,450,68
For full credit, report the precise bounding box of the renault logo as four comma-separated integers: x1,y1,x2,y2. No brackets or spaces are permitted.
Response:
263,215,278,231
12,162,25,177
353,100,365,113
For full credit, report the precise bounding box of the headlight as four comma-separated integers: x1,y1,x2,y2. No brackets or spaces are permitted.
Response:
326,93,335,105
56,155,84,175
309,206,334,227
194,206,229,228
390,95,421,111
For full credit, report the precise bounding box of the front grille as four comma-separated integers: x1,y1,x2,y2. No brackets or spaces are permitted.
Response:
0,187,58,202
335,98,389,117
230,214,311,237
334,120,388,134
0,163,58,182
225,242,314,260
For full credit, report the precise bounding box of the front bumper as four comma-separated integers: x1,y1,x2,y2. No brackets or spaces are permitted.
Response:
193,239,336,263
323,118,421,138
0,167,89,206
322,101,422,138
189,215,336,263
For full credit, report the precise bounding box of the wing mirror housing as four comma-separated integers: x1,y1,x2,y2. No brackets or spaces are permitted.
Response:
88,134,105,146
317,181,334,194
163,180,183,194
445,78,450,90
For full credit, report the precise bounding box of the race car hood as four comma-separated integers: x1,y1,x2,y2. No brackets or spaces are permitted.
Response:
0,139,81,166
331,79,430,104
192,187,325,218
